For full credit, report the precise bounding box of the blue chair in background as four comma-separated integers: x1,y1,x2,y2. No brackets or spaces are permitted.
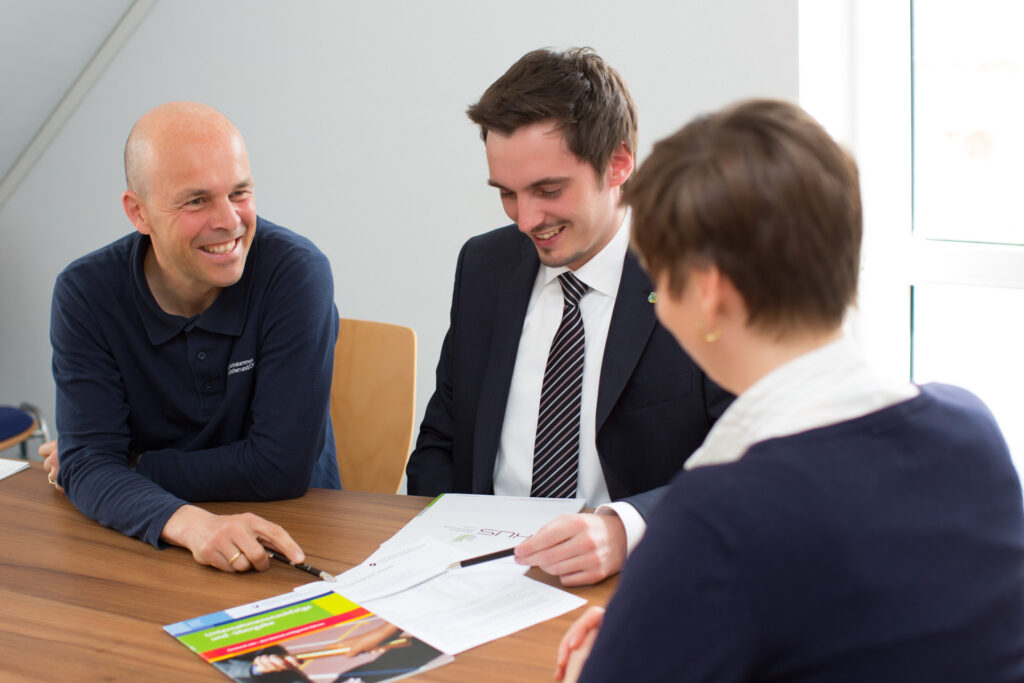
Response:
0,403,50,459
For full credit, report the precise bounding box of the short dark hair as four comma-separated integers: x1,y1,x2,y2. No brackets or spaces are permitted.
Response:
467,47,638,184
627,98,862,333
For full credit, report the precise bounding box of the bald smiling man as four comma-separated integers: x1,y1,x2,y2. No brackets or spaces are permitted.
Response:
43,102,340,572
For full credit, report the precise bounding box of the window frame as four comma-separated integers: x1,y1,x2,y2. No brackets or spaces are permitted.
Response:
799,0,1024,381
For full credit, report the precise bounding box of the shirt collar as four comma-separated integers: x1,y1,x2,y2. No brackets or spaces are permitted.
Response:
685,335,920,470
131,230,256,346
540,210,630,298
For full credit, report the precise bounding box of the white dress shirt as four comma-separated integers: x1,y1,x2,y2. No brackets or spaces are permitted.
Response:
493,218,631,507
685,336,920,470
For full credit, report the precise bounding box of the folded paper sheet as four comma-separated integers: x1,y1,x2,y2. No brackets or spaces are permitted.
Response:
325,494,590,654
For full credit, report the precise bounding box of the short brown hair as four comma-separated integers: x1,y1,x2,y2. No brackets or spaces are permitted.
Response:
627,99,861,333
467,47,638,184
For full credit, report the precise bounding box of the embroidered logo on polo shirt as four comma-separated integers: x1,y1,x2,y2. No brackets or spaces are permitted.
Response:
227,358,255,376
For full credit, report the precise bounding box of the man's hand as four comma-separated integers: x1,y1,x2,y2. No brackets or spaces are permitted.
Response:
39,440,64,493
160,505,304,573
555,606,605,681
514,511,627,586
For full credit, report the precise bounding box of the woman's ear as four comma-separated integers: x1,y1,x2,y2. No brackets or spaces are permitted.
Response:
695,265,723,331
698,265,748,337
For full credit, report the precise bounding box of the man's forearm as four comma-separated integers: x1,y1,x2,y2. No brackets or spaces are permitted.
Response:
61,444,187,547
137,426,327,501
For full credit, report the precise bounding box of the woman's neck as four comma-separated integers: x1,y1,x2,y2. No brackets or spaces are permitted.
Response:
714,326,844,395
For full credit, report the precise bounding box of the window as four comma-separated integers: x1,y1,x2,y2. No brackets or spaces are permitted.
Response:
800,0,1024,469
913,0,1024,246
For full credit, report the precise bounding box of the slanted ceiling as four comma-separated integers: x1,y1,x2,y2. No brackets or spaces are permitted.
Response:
0,0,135,204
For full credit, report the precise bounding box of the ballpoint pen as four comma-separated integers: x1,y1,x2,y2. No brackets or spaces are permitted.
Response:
265,548,336,581
446,546,518,570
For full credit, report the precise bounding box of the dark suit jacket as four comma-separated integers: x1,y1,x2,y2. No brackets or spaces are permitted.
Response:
406,225,731,519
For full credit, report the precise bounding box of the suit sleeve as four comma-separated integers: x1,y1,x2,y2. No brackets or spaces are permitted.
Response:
405,243,467,495
617,486,666,520
619,375,733,521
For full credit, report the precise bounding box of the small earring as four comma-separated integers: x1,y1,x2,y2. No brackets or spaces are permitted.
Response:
697,322,721,343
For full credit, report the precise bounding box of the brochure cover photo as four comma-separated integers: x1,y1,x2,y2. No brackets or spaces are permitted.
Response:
164,589,451,682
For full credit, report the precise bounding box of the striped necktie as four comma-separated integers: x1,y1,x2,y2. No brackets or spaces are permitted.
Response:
531,271,588,498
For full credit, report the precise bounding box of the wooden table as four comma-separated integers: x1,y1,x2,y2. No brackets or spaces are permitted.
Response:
0,462,615,682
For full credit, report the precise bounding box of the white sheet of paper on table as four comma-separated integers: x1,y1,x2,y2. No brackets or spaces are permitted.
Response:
357,561,586,655
308,494,590,656
0,458,30,481
332,537,476,603
325,537,585,655
382,493,584,558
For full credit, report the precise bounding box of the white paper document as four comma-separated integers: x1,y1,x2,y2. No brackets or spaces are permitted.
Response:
357,561,586,655
333,537,467,602
384,493,584,557
317,494,590,655
0,458,30,481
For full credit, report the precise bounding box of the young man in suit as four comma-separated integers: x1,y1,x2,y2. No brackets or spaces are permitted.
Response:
406,48,730,586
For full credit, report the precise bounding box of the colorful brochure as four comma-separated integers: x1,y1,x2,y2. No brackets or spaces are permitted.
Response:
164,587,451,682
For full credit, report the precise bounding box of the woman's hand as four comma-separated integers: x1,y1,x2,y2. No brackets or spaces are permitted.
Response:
555,606,605,681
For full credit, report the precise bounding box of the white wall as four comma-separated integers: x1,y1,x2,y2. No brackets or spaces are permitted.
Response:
0,0,798,454
0,0,133,181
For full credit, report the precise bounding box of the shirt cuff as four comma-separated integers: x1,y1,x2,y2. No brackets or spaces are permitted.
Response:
596,501,647,557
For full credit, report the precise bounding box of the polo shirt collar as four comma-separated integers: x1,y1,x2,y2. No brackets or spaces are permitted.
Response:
131,231,256,346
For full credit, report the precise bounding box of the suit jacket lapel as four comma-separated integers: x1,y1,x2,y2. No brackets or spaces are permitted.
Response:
596,253,657,431
472,237,539,492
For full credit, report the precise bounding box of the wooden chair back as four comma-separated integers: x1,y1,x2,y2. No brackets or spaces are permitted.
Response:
330,318,416,493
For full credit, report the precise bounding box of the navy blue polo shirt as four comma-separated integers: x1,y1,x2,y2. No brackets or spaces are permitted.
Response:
52,217,340,547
